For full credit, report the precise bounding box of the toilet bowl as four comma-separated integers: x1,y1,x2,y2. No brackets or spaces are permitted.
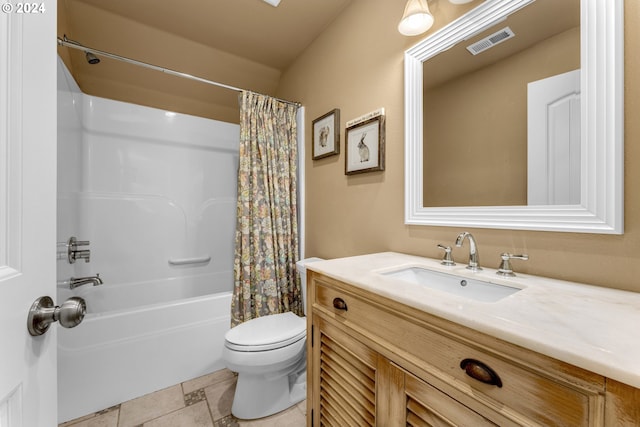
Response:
223,257,323,420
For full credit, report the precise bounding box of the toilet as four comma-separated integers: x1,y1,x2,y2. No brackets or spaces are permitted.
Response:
223,257,323,420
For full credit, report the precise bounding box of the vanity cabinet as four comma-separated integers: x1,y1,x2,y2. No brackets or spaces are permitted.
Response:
306,271,640,426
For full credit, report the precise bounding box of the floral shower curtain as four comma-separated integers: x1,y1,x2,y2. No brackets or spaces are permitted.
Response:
230,91,301,327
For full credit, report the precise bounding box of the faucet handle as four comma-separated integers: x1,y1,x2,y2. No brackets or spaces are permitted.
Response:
67,236,91,263
496,253,529,277
437,244,455,266
67,236,90,248
72,249,91,263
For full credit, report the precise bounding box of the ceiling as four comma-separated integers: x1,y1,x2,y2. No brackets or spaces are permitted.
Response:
62,0,352,70
424,0,580,90
58,0,353,121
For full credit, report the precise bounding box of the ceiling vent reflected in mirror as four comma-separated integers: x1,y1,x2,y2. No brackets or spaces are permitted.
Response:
467,27,515,55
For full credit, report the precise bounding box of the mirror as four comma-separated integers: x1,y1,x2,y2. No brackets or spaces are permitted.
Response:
423,0,580,207
404,0,623,233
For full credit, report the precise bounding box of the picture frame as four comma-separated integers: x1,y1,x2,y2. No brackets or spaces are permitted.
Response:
345,115,385,175
312,109,340,160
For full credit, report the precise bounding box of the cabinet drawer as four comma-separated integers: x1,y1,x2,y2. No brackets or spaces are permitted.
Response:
312,275,604,426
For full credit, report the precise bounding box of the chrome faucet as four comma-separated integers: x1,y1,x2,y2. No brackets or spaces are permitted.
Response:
455,232,482,271
70,274,103,289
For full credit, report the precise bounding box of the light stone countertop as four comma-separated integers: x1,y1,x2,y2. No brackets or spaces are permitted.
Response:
306,252,640,389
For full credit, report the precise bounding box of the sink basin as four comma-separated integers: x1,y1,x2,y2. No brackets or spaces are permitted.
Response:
381,267,521,302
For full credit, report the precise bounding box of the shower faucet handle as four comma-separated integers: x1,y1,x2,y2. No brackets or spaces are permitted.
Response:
72,250,91,263
67,236,91,264
68,236,90,247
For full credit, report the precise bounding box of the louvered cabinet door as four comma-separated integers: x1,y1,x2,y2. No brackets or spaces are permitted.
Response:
311,317,377,426
386,362,499,427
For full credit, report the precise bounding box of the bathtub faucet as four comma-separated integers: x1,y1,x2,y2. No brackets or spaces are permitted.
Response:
70,274,103,289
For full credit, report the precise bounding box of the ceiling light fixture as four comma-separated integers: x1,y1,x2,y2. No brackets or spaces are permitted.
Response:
398,0,434,36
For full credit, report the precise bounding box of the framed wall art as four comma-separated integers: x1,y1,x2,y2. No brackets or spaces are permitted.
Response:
312,109,340,160
345,115,385,175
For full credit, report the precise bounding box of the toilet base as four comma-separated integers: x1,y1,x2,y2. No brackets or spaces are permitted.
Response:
231,362,306,420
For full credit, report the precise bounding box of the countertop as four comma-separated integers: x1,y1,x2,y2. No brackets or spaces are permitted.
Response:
306,252,640,389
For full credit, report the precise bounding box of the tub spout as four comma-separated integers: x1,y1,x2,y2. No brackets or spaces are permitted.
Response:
70,274,103,289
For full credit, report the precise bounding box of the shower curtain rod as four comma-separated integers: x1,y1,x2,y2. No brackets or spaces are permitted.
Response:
57,36,301,108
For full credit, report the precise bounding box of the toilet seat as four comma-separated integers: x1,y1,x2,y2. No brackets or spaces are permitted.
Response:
225,312,306,352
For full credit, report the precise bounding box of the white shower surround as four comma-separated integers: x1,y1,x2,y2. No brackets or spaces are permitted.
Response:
56,57,239,423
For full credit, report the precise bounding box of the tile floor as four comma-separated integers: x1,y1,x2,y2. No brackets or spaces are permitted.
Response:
59,369,306,427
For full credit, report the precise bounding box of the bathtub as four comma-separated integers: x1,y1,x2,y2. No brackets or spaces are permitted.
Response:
56,57,238,424
57,277,232,423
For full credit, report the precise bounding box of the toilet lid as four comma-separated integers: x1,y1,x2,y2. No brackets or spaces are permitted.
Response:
225,312,306,352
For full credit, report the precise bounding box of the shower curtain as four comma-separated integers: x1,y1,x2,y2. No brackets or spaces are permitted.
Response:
231,91,301,327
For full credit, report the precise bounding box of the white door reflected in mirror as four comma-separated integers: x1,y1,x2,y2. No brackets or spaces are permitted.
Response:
528,69,581,206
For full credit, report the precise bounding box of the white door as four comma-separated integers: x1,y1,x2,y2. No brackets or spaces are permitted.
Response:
527,69,581,205
0,5,58,427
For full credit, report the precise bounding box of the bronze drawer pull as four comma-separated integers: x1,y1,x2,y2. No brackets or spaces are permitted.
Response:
460,358,503,388
332,297,348,311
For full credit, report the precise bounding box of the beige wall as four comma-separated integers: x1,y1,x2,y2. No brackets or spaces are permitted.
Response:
277,0,640,292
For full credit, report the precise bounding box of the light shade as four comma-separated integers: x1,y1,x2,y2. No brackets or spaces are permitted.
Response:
398,0,434,36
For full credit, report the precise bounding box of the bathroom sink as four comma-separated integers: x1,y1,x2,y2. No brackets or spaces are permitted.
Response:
381,267,521,302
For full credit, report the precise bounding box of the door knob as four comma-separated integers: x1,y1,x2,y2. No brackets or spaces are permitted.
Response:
27,296,86,336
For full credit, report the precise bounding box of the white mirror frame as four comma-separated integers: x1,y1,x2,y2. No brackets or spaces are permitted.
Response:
404,0,623,233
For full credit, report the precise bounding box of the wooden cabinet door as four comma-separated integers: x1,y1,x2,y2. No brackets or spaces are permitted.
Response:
311,315,497,427
311,317,377,426
382,361,499,427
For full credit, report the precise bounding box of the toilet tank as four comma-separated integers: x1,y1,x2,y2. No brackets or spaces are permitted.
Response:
296,257,324,315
